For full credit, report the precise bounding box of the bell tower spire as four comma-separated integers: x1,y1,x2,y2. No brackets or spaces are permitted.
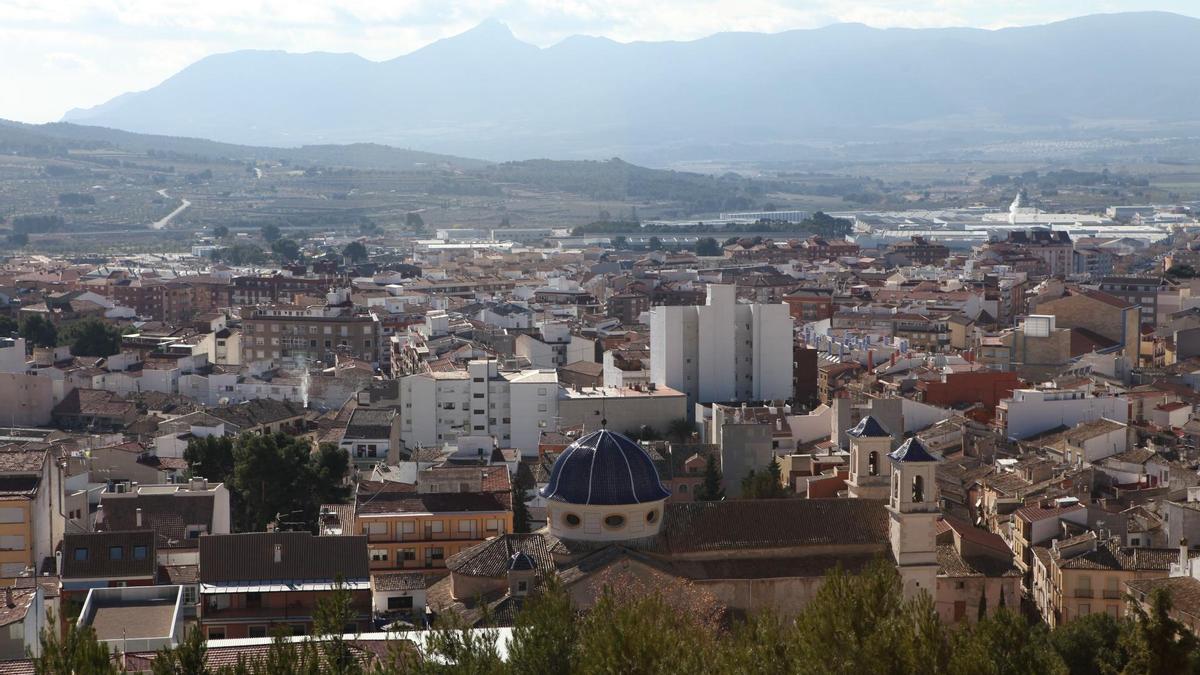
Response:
887,436,941,600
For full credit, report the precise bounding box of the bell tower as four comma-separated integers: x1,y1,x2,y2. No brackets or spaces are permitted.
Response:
887,436,941,600
846,416,892,499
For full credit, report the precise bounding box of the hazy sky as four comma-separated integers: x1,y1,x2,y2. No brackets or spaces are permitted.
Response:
3,0,1197,124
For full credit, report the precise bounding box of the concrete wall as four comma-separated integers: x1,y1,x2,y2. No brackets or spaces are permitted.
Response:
1004,395,1129,440
557,393,687,437
0,373,54,426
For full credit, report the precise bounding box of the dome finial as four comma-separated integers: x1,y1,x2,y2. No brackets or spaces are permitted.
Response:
600,418,607,428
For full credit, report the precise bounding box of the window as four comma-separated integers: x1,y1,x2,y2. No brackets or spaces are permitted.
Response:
206,627,226,640
388,596,414,610
370,549,388,562
401,521,416,534
679,484,688,493
0,536,25,552
868,451,879,477
430,548,444,560
0,509,22,524
429,521,444,533
473,393,484,399
459,521,473,533
538,404,548,412
73,547,88,561
401,548,416,561
912,475,925,503
564,513,581,528
538,387,547,396
604,514,625,529
132,546,148,560
363,522,387,536
248,626,268,638
245,592,262,609
646,509,659,524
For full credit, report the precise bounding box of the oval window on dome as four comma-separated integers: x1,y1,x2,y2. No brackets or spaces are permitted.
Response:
603,514,625,529
564,513,581,528
646,510,659,524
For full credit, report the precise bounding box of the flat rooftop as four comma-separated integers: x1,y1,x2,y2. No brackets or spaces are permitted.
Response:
559,385,684,399
89,599,176,641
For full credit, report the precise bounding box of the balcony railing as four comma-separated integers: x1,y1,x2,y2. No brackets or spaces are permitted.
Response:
1074,589,1094,599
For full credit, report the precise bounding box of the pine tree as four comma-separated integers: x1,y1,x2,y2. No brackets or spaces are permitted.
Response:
150,625,208,675
32,613,118,675
695,454,725,501
511,482,531,534
1122,588,1200,675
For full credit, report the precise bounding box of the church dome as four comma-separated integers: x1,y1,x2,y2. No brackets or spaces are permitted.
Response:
539,429,671,506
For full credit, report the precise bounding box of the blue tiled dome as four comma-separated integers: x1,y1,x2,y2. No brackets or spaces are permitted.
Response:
847,415,890,438
539,429,671,506
508,551,535,572
889,436,939,463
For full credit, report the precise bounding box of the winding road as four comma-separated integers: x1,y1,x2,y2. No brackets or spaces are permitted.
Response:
151,189,192,230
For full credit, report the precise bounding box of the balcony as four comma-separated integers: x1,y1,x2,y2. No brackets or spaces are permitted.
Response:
1073,589,1094,599
1102,589,1121,600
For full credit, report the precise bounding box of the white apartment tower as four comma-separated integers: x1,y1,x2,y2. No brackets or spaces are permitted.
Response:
649,284,792,407
398,360,558,457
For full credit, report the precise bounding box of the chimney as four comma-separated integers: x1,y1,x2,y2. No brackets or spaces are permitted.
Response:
1181,537,1190,573
135,508,142,528
274,543,282,564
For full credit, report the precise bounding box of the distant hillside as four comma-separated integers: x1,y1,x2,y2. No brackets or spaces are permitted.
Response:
58,12,1200,163
479,159,776,212
0,119,488,171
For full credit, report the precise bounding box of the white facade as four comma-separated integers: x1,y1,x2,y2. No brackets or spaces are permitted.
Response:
999,389,1130,440
650,284,792,407
0,337,27,375
398,360,558,456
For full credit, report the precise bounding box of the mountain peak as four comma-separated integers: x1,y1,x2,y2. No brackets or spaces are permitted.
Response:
450,18,520,44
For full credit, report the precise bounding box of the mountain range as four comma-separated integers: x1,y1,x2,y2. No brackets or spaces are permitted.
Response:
62,12,1200,164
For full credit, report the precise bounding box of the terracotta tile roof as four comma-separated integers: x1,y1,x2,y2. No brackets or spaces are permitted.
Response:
372,571,429,592
0,449,45,475
1126,576,1200,617
199,532,368,584
445,534,554,578
158,564,198,585
1014,503,1084,523
1057,540,1187,571
0,588,35,627
937,544,1019,578
654,498,888,554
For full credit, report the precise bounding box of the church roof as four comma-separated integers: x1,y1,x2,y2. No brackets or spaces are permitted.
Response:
889,437,939,463
538,429,671,506
847,415,890,438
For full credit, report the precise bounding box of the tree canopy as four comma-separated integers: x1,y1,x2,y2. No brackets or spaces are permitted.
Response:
184,433,350,533
58,318,123,357
343,241,369,263
19,314,58,348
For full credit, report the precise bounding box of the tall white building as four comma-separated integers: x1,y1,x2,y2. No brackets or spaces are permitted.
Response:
398,360,558,457
650,284,793,407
